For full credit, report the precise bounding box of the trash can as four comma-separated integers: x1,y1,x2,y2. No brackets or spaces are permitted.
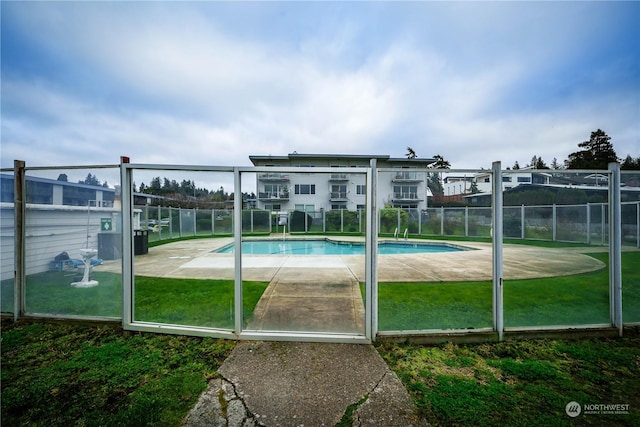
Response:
134,229,148,255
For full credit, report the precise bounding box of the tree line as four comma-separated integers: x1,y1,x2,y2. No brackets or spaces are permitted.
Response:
511,129,639,170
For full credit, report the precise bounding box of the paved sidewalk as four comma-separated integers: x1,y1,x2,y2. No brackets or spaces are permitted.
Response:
182,341,429,427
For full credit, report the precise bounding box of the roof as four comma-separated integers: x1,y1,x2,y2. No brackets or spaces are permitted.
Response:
249,153,436,166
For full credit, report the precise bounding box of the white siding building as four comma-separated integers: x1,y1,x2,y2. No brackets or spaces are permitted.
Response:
249,153,435,212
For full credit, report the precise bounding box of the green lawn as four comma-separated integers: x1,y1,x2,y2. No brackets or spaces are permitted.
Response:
1,271,122,317
377,330,640,426
1,321,235,427
0,273,268,329
378,251,640,331
3,321,638,426
134,277,268,329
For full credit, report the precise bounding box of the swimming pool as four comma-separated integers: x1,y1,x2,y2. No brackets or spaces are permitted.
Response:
215,239,466,255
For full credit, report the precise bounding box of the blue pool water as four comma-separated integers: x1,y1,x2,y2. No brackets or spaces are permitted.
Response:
216,240,464,255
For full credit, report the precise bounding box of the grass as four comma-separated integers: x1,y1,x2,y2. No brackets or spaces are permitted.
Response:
1,271,123,317
134,277,268,328
1,321,235,427
3,321,639,426
376,331,640,426
378,251,640,331
1,273,268,329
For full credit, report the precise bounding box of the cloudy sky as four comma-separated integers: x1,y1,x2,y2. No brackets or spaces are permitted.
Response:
2,1,639,172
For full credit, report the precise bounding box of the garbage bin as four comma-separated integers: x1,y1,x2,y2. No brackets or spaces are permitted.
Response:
134,229,148,255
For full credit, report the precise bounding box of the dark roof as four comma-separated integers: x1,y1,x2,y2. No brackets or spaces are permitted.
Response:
249,153,435,166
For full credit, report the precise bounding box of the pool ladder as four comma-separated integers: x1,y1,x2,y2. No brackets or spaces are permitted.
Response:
394,228,409,240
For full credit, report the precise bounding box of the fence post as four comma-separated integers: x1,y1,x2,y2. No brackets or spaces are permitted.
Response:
120,156,133,328
322,209,326,233
586,203,591,245
521,204,525,240
440,206,444,236
492,161,504,341
609,163,622,336
552,204,557,242
13,160,26,321
193,208,197,235
637,201,639,249
366,159,378,340
601,204,606,245
341,209,345,233
233,167,243,336
465,206,469,237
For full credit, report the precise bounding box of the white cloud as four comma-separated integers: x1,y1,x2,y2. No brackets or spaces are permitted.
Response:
2,1,638,173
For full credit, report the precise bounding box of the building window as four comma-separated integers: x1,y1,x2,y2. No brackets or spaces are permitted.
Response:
331,204,347,210
294,184,316,195
357,204,365,211
502,177,512,182
331,184,347,199
295,204,315,212
484,177,490,183
517,177,531,183
265,204,281,211
393,185,418,199
356,184,366,195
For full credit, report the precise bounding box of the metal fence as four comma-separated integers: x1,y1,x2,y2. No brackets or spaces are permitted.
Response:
3,160,638,344
138,202,638,247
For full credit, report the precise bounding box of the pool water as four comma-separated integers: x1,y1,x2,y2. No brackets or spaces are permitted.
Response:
216,240,464,255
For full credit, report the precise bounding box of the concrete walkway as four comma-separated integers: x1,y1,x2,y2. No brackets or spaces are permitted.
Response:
183,341,428,427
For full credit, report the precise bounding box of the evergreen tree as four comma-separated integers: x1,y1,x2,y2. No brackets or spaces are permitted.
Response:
621,154,640,170
565,129,618,169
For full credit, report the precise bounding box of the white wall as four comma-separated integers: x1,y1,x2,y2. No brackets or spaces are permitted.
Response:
0,203,120,281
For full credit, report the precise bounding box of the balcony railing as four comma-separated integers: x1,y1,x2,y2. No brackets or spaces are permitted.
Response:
392,192,421,201
329,173,349,181
258,192,289,201
330,191,349,201
392,171,422,182
258,173,290,181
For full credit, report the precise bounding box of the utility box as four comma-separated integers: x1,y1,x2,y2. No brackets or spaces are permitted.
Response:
98,232,122,260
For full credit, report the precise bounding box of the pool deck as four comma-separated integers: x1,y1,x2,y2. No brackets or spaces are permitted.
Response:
112,235,607,282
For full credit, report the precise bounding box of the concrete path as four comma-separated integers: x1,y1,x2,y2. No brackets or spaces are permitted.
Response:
246,275,365,334
182,341,428,427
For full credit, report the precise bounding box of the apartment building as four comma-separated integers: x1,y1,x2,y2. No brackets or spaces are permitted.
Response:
249,153,435,212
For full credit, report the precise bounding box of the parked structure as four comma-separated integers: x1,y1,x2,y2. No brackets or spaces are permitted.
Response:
249,153,436,212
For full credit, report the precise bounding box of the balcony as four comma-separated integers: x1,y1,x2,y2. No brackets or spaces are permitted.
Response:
329,173,349,181
330,191,349,201
258,191,289,201
258,173,290,181
392,171,422,182
392,192,422,202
